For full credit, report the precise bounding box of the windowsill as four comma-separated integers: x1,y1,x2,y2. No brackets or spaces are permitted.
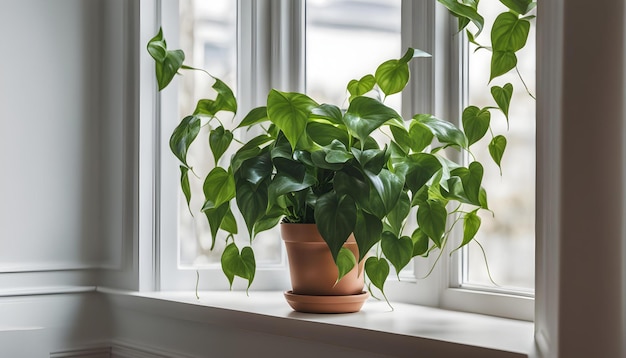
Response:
100,288,534,357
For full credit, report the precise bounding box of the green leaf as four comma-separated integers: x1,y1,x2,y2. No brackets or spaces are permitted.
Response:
314,192,357,261
415,114,467,149
268,172,316,197
336,248,357,282
462,106,491,146
343,97,402,143
147,28,167,62
202,167,236,210
499,0,533,15
437,0,485,36
489,135,507,172
267,90,318,150
365,257,390,293
231,134,272,170
381,232,413,276
179,166,192,214
221,243,256,290
237,106,268,128
309,104,344,125
307,122,350,147
237,151,272,186
204,202,229,249
353,210,383,262
411,228,429,257
365,169,404,215
408,121,435,152
375,59,409,96
211,78,237,114
417,200,447,247
386,190,411,237
450,161,484,205
347,74,376,100
221,208,238,234
492,12,530,52
209,126,233,164
235,179,269,238
325,140,353,164
460,210,481,248
491,83,513,124
169,115,201,167
333,168,371,210
351,146,389,175
397,153,442,194
311,150,345,170
491,51,517,81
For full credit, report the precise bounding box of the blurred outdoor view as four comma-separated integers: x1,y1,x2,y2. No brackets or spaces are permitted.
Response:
465,2,535,292
176,0,535,292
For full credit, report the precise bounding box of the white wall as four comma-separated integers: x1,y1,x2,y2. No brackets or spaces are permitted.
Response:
0,0,127,355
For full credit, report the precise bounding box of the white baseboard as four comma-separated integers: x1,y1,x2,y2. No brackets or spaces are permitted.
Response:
50,346,111,358
111,341,197,358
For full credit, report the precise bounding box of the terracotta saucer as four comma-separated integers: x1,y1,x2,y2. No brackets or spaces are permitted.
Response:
284,290,369,313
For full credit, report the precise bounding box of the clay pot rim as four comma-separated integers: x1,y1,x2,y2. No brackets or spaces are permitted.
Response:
280,222,356,244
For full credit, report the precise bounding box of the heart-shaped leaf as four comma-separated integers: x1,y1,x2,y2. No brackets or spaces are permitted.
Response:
343,97,402,143
489,135,507,173
375,58,410,96
381,232,413,276
417,200,447,247
202,167,236,210
353,210,383,262
365,169,404,215
209,126,233,164
411,228,429,257
169,115,201,167
365,257,390,294
221,243,256,290
336,248,357,282
415,114,468,149
235,178,269,238
310,104,343,125
490,50,517,81
397,153,442,194
386,190,411,237
492,12,530,52
491,83,513,124
347,74,376,100
267,90,318,150
314,192,357,261
203,202,229,249
460,210,481,248
462,106,491,146
451,161,484,205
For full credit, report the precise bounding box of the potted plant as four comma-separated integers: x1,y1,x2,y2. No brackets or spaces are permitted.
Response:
147,0,533,313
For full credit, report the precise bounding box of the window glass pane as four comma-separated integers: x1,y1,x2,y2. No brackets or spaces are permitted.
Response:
306,0,402,113
177,0,282,268
464,3,535,291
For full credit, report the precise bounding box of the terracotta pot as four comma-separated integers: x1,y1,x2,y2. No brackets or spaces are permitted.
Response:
281,223,365,296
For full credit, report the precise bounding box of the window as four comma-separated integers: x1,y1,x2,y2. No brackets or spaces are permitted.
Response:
158,0,535,319
462,1,535,294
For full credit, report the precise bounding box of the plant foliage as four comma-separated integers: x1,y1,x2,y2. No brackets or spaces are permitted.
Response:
147,0,535,299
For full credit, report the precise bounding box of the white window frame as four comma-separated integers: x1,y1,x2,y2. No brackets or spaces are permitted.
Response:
154,0,534,321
